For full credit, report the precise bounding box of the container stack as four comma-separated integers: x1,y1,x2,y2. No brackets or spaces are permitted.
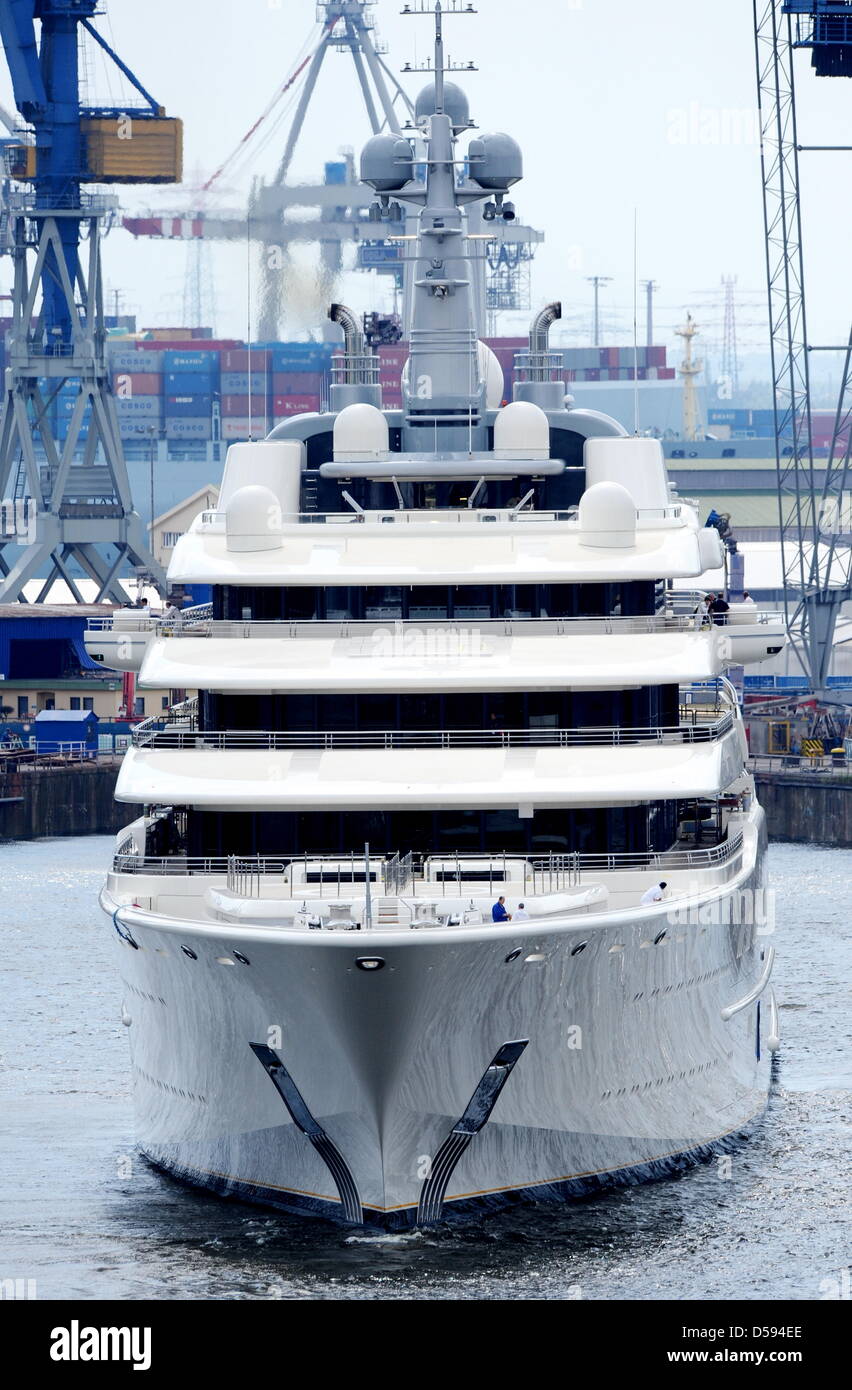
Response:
163,349,219,443
562,345,674,383
270,342,333,424
376,344,409,408
708,406,848,448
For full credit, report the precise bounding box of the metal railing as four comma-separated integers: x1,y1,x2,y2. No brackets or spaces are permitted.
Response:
132,710,735,752
112,833,745,893
86,606,785,642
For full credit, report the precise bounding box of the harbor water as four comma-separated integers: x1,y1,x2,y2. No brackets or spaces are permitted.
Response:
1,835,849,1302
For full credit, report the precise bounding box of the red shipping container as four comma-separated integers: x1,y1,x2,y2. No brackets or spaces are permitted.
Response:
272,394,320,417
222,393,269,417
484,337,526,349
377,345,409,372
111,372,162,395
221,348,271,372
659,367,676,380
272,371,323,395
221,417,270,440
134,339,239,352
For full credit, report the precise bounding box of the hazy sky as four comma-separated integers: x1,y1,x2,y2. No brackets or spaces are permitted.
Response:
2,0,849,365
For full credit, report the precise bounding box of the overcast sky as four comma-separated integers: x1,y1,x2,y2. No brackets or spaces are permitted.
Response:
2,0,849,365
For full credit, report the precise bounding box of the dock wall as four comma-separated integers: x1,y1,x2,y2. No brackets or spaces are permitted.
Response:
0,762,126,842
755,773,852,848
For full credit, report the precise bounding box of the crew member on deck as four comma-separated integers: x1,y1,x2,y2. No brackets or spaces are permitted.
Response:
640,881,668,905
491,896,512,922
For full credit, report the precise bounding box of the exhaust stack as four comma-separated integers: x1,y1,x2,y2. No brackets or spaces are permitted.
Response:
514,301,566,411
328,303,382,410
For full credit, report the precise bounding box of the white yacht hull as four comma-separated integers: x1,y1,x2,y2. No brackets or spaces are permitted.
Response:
103,822,774,1229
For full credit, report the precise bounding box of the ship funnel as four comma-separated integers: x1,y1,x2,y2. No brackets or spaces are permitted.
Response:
513,301,566,411
328,303,382,411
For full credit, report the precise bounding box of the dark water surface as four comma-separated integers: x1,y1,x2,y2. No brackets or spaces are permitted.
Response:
1,836,849,1301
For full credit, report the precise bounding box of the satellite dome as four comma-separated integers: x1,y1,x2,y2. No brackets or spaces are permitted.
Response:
494,400,550,458
360,134,414,192
333,402,389,461
415,81,470,131
468,131,523,190
225,485,283,553
578,481,637,549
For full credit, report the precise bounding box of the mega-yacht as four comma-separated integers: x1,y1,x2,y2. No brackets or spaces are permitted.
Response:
87,12,786,1229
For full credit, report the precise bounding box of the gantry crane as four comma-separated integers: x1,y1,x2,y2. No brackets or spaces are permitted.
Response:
0,0,182,602
122,0,543,339
754,1,852,693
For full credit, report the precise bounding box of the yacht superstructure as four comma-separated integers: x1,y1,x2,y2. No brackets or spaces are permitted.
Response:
88,6,785,1228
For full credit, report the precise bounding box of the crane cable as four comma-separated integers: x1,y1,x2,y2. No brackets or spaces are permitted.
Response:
201,16,338,195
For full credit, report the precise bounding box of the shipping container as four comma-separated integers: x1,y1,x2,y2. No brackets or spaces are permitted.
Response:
165,417,213,441
162,350,220,373
272,370,325,395
107,347,164,373
272,394,321,417
377,345,409,370
165,394,213,418
220,348,271,372
221,418,270,440
222,393,269,417
220,372,270,395
270,343,334,374
111,372,162,397
114,396,163,417
164,370,217,395
137,338,239,351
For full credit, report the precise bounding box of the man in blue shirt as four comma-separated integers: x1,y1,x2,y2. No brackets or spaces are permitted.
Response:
491,896,512,923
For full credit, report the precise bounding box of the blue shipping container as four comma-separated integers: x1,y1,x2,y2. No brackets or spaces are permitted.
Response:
165,417,213,440
165,370,217,394
165,394,213,418
162,350,220,373
270,343,334,374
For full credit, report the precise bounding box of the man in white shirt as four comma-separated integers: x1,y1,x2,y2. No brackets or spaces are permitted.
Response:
639,881,667,905
514,902,530,920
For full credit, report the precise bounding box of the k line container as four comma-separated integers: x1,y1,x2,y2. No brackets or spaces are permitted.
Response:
272,394,320,417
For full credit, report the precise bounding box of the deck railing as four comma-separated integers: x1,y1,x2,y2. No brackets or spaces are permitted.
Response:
131,710,735,752
112,833,745,894
85,607,784,641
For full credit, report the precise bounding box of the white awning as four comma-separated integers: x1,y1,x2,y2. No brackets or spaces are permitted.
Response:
139,628,731,693
115,732,744,809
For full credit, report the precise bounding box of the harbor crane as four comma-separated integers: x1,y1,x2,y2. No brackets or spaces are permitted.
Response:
754,1,852,694
0,0,182,603
122,0,543,338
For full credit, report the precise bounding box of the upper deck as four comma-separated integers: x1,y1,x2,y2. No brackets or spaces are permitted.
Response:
165,503,716,587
